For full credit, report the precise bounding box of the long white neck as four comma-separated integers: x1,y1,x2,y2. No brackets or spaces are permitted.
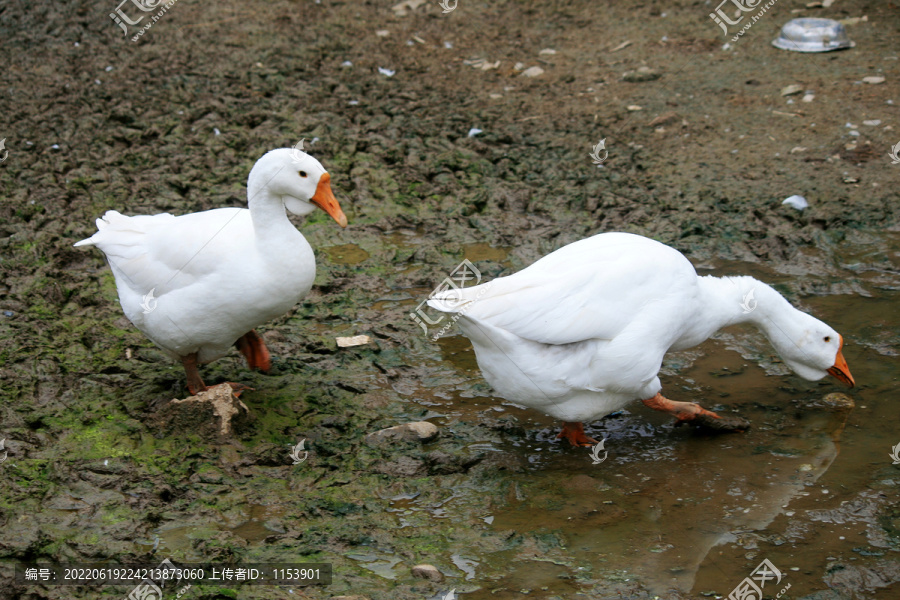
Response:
246,164,302,241
692,275,801,348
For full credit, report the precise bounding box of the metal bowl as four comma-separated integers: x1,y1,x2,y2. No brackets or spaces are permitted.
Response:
772,18,855,53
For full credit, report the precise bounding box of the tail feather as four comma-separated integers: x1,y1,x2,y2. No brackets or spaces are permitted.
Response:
74,210,128,247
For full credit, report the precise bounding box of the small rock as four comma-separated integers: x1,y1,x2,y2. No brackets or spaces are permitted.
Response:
862,119,881,126
391,0,425,16
467,128,483,137
375,29,390,37
862,76,885,84
802,93,815,103
411,564,444,582
781,84,804,96
378,67,395,77
626,105,643,111
366,421,439,444
336,335,371,348
520,66,544,78
538,48,557,55
820,393,855,410
623,66,660,82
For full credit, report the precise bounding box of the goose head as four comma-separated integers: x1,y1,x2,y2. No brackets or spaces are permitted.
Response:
250,148,348,227
765,310,855,387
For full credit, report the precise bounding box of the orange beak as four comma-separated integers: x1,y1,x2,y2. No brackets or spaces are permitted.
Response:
310,172,348,228
826,334,855,387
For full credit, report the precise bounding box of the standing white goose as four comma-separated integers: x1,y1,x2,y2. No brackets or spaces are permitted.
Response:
75,148,347,394
427,232,855,446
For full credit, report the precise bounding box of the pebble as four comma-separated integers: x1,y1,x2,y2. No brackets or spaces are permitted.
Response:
411,564,444,582
781,84,804,96
862,119,881,126
538,48,557,55
378,67,395,77
626,105,643,111
862,76,885,85
375,29,390,37
623,66,661,82
365,421,439,444
802,93,815,103
467,128,483,137
520,66,544,78
336,335,370,348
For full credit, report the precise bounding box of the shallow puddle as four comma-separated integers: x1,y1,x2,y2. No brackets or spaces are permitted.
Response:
322,243,371,265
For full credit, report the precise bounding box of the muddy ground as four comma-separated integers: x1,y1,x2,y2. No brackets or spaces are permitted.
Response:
1,0,899,599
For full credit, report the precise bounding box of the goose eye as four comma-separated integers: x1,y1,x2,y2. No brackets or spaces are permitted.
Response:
824,336,831,342
298,171,308,178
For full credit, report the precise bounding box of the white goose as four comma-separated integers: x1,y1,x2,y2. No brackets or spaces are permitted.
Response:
428,232,855,446
75,148,347,394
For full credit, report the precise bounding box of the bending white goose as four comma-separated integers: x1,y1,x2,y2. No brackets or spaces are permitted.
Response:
75,148,347,394
427,232,855,446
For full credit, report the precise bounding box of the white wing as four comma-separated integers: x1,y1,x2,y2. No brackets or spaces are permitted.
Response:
428,232,698,346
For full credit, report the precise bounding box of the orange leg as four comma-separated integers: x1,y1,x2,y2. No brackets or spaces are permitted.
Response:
642,393,749,431
181,352,252,397
557,422,599,447
182,352,207,395
235,330,271,372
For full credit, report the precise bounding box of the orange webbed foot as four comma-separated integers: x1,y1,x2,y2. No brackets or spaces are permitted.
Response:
557,422,599,447
642,393,749,432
